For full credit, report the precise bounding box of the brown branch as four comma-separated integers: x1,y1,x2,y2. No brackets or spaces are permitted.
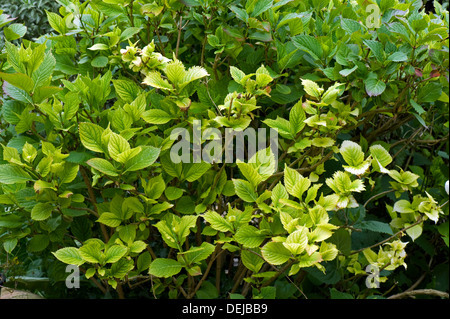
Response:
187,244,224,299
173,277,189,298
79,166,109,242
269,150,334,179
79,267,107,294
388,289,449,299
350,217,424,255
175,13,183,58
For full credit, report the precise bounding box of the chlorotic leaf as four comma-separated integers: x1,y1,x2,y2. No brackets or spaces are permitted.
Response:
149,258,182,278
261,241,292,265
53,247,84,266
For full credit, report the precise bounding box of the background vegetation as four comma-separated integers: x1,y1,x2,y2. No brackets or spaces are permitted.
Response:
0,0,448,299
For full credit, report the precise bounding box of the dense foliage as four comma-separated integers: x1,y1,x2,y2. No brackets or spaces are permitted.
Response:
0,0,60,44
0,0,448,299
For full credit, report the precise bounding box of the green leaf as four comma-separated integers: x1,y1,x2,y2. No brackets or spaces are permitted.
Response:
301,78,323,98
165,59,186,85
255,65,273,87
124,146,160,172
27,235,50,252
364,73,386,97
214,116,251,130
180,66,209,88
241,249,265,273
363,40,384,62
79,243,103,263
391,169,419,186
247,0,273,17
31,51,56,90
46,10,65,34
289,101,306,135
137,252,152,272
293,35,323,61
97,212,122,227
54,54,78,75
149,258,182,278
53,247,84,266
393,200,415,214
330,288,353,299
105,245,128,263
144,174,165,199
406,223,422,241
178,242,215,265
283,228,308,255
230,66,246,84
88,43,110,51
5,41,26,74
161,152,182,178
387,51,408,62
340,140,364,167
358,220,393,235
119,224,136,244
4,23,27,41
196,280,219,299
79,122,105,153
329,228,351,256
277,12,305,30
150,201,172,218
234,225,266,248
0,13,15,29
164,187,184,201
0,164,32,184
59,163,79,184
339,65,358,77
326,171,366,194
2,81,33,104
110,259,134,279
233,179,258,202
370,144,392,172
155,220,179,248
120,27,142,41
271,182,289,207
33,86,63,103
203,210,234,233
91,56,109,68
143,72,174,91
261,241,292,265
87,158,119,176
410,99,425,115
340,18,362,34
183,162,211,182
237,162,263,188
263,117,293,139
177,215,199,244
141,109,175,124
4,238,18,253
311,137,334,148
0,72,34,93
108,132,130,162
284,165,311,200
130,241,147,254
113,79,140,103
417,82,442,103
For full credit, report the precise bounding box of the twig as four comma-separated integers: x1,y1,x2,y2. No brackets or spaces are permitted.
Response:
269,150,334,179
187,244,224,299
173,277,189,298
80,166,109,242
363,189,396,208
387,289,449,299
175,13,183,58
350,217,424,255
